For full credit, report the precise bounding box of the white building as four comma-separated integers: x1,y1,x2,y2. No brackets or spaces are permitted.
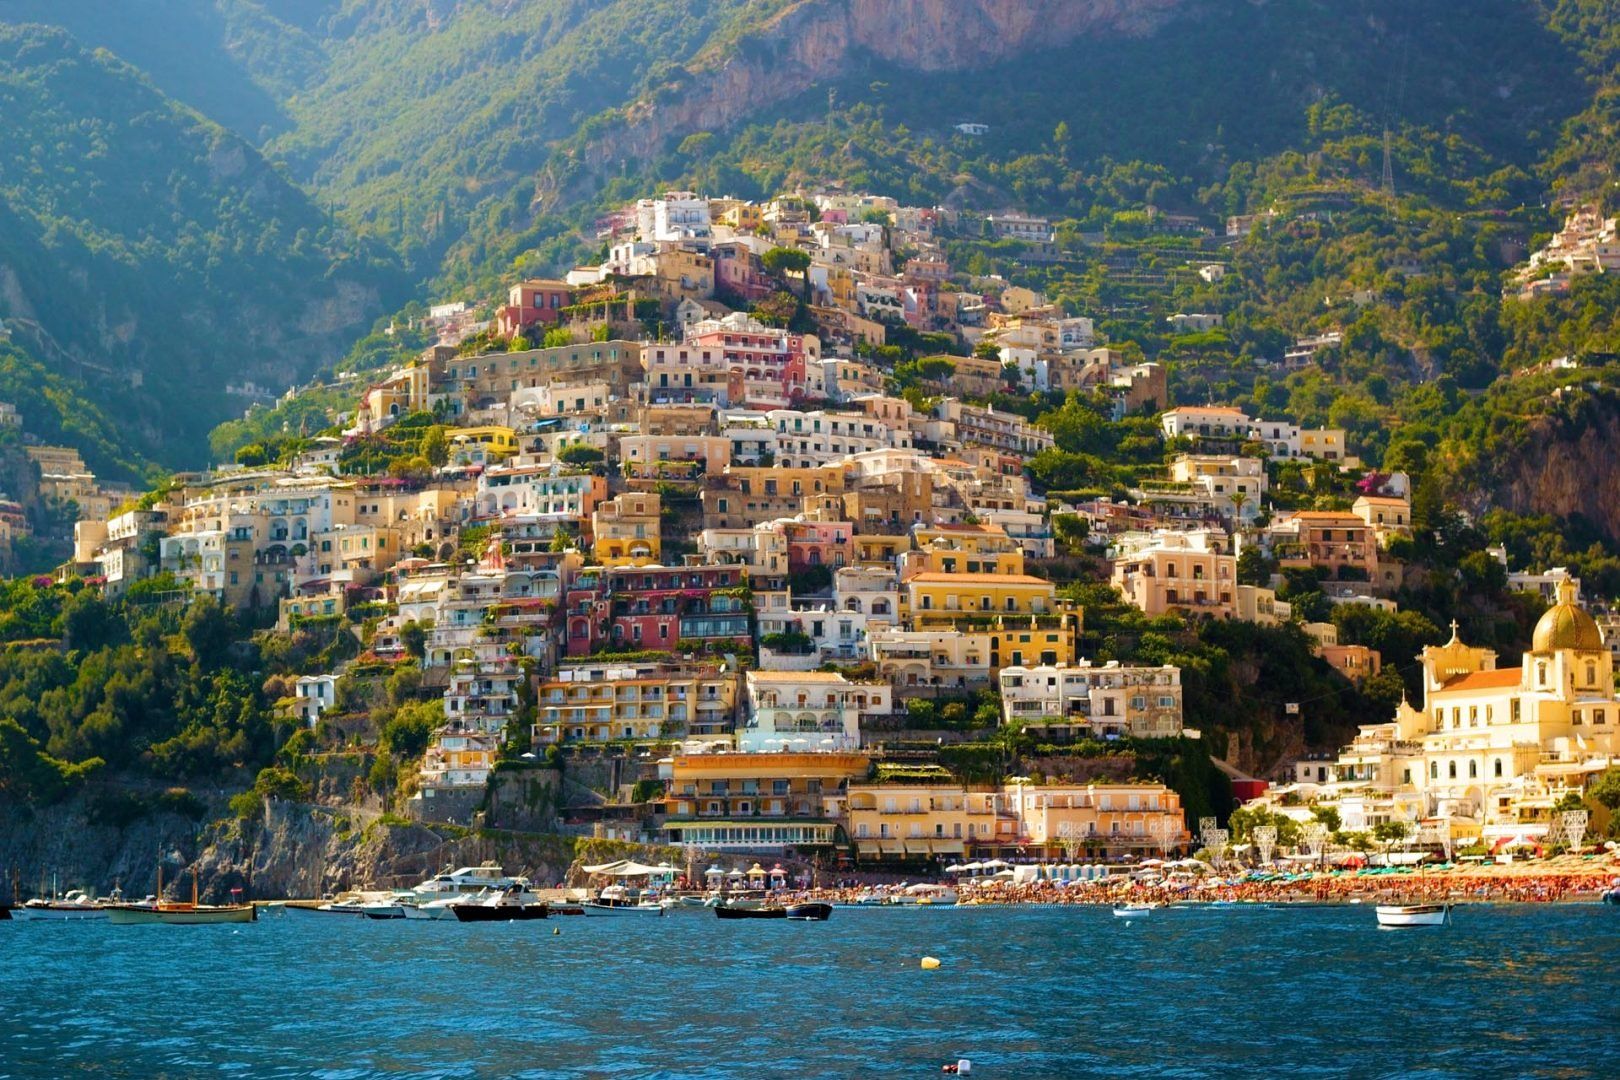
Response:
739,671,891,752
999,661,1184,739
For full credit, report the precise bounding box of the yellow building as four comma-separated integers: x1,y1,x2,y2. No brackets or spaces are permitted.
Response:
535,661,742,743
907,572,1057,621
846,780,997,860
659,750,871,852
448,426,519,466
591,491,661,566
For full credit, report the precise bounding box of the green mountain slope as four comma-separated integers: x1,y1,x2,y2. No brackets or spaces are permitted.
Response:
0,24,403,472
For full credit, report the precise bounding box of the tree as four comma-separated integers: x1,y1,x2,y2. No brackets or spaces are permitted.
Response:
400,620,427,661
420,425,449,467
1371,820,1410,862
59,590,122,653
557,444,604,467
183,597,233,670
542,327,574,348
1309,804,1342,833
762,246,812,303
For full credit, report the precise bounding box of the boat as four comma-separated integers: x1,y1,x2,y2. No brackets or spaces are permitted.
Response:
581,884,665,917
287,898,369,916
1112,903,1154,918
451,886,549,922
11,889,112,921
106,869,255,925
409,863,526,902
582,899,665,917
1375,903,1450,928
0,904,10,921
359,901,408,920
716,904,786,920
892,884,958,906
784,902,832,921
107,902,256,925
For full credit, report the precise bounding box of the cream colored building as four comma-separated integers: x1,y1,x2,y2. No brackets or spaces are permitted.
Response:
1250,582,1620,845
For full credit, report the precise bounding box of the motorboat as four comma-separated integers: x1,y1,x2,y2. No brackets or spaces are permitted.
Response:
658,895,711,911
893,884,958,906
359,900,408,920
784,902,832,921
1375,903,1450,928
582,900,664,917
582,887,664,917
400,896,463,920
11,889,111,921
451,886,548,922
1112,903,1154,918
410,863,525,902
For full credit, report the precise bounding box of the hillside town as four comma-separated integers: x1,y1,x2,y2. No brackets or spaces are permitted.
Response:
30,189,1620,867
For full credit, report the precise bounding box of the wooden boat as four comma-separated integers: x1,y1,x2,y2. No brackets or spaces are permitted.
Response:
1375,903,1449,928
784,902,832,921
107,868,254,925
716,903,786,920
107,903,256,925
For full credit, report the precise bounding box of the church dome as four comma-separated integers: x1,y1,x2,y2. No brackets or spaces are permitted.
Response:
1531,579,1603,653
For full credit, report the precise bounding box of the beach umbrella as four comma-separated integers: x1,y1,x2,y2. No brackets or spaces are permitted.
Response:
705,865,724,878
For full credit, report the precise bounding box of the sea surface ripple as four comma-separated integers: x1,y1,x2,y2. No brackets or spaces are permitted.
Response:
1,903,1616,1078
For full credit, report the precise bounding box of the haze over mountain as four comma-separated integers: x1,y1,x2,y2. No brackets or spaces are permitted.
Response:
0,0,1618,474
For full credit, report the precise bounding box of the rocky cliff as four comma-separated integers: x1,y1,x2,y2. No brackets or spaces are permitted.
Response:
1476,389,1620,546
550,0,1190,198
0,764,654,902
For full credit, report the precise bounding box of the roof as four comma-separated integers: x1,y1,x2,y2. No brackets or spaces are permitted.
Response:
1288,511,1365,522
1438,668,1522,692
1354,495,1409,504
908,572,1051,585
747,670,855,683
1167,405,1248,416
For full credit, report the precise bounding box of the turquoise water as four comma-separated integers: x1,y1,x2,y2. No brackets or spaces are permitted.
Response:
2,904,1616,1078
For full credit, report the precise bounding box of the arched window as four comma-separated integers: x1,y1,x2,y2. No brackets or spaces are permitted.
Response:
1448,761,1457,779
1587,662,1597,685
1537,661,1548,686
1468,760,1477,779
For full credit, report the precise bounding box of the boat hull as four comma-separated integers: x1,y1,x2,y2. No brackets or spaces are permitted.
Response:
581,902,664,917
10,905,109,921
784,903,832,922
1375,904,1448,927
107,905,256,925
716,905,786,920
451,903,549,922
1113,906,1152,918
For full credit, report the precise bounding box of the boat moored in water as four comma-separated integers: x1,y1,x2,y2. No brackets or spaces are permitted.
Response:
10,889,113,921
716,903,786,920
1375,903,1450,928
784,902,832,921
1113,903,1154,918
451,885,549,922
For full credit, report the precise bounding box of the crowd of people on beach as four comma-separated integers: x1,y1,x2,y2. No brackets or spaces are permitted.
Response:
785,869,1617,907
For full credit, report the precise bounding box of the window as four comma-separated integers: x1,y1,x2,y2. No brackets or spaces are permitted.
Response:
1494,759,1503,777
1430,761,1438,780
1468,760,1477,779
1448,761,1457,779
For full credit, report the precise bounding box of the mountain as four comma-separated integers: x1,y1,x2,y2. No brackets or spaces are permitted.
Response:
0,23,403,474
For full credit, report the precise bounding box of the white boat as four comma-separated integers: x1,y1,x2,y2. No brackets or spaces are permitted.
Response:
1113,903,1154,918
410,863,525,901
11,889,111,921
892,884,958,906
1375,903,1449,928
400,896,464,920
582,900,664,917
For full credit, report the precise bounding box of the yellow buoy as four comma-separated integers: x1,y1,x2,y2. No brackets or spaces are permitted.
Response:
920,956,941,970
553,927,561,935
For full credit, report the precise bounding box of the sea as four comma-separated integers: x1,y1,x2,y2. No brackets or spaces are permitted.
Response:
1,903,1615,1078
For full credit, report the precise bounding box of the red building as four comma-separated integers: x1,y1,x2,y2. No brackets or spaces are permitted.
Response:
779,519,853,573
564,564,752,656
495,279,572,338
